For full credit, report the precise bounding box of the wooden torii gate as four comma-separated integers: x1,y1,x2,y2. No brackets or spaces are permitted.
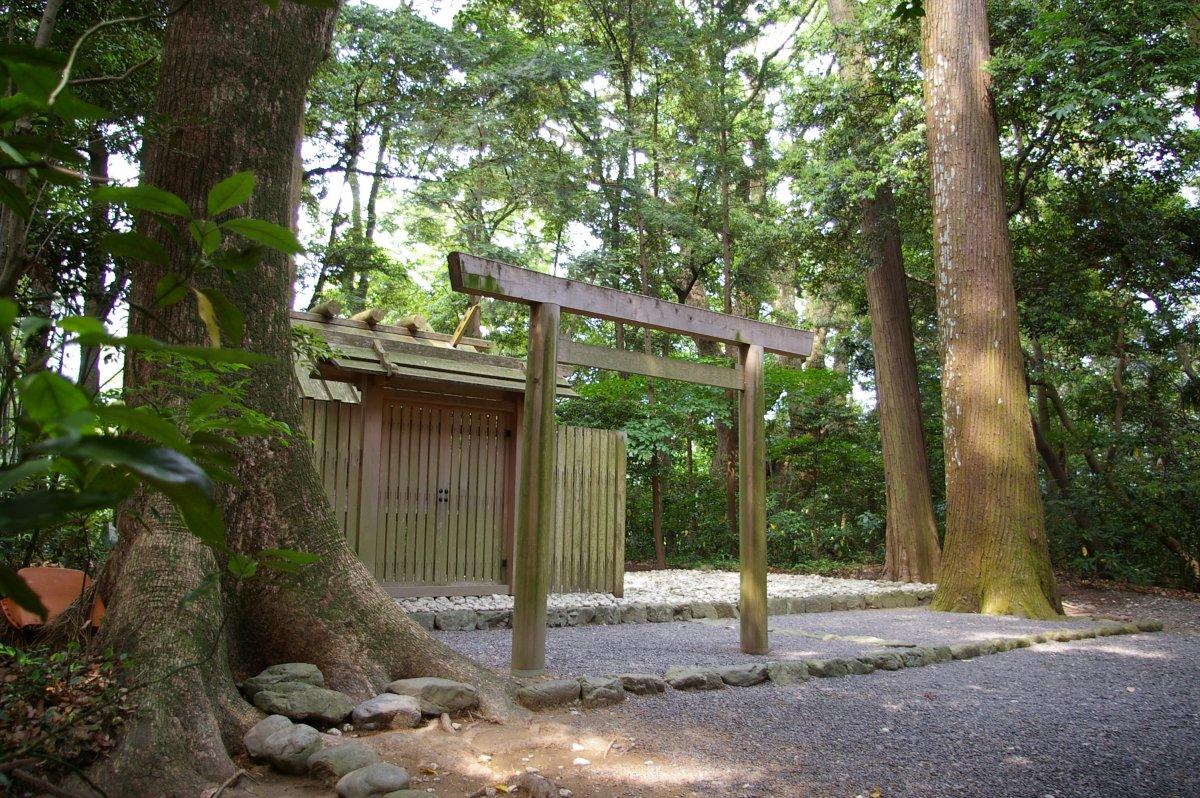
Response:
448,252,815,675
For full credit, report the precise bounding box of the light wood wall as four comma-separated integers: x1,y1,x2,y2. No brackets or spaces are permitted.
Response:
550,425,626,596
301,395,626,597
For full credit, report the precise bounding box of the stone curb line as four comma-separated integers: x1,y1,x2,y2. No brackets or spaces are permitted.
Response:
412,588,935,632
516,619,1165,710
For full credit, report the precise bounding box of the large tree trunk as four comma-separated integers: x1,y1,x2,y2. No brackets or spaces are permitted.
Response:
93,4,515,796
920,0,1060,617
827,0,941,582
862,185,942,583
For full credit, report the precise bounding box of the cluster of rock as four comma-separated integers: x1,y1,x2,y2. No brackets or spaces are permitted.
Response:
409,589,928,632
239,663,479,797
515,620,1164,710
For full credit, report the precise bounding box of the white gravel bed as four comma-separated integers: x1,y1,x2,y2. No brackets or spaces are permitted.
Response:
397,569,935,631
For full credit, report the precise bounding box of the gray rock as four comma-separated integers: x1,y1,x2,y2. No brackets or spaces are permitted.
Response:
828,593,851,611
845,658,875,676
262,723,321,774
335,762,411,798
949,643,981,660
672,604,694,622
244,714,293,759
566,607,595,626
927,646,953,663
435,609,477,631
578,676,625,707
718,663,768,687
242,663,324,699
408,612,435,631
842,594,867,610
617,673,667,695
714,602,739,619
646,604,674,623
785,596,809,614
665,666,724,691
690,601,719,620
805,658,852,678
1136,619,1164,632
253,682,354,726
857,651,904,671
351,693,422,731
900,648,932,668
896,592,919,608
546,608,570,627
592,606,619,625
476,610,511,630
767,596,791,615
621,604,649,624
805,596,833,613
765,661,809,684
517,678,581,709
309,743,382,785
384,676,478,715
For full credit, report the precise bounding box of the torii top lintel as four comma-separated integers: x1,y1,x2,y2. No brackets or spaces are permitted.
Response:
448,252,814,359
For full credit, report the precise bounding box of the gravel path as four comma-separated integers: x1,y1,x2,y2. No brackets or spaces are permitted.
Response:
435,608,1112,674
434,595,1200,798
569,632,1200,798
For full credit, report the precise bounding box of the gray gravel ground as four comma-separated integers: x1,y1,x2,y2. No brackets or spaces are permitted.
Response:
435,608,1116,674
438,598,1200,798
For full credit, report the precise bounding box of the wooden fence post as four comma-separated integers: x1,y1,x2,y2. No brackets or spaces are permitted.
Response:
511,302,561,675
738,344,769,654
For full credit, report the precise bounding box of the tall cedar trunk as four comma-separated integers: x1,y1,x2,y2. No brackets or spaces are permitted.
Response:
861,185,942,582
93,5,515,795
826,0,940,582
921,0,1060,617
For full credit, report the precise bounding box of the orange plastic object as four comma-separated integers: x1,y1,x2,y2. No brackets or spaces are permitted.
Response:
0,567,105,629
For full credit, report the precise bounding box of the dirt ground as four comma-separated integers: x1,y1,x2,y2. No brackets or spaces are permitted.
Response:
248,581,1198,798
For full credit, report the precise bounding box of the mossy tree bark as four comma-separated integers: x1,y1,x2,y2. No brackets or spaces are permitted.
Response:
827,0,942,583
91,3,516,796
920,0,1061,617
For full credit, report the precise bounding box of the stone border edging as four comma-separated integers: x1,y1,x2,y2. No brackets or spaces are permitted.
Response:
516,619,1164,710
414,588,934,632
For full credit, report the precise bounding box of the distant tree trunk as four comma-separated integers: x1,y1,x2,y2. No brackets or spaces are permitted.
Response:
921,0,1060,617
79,127,126,397
91,4,514,795
638,213,666,567
861,185,942,583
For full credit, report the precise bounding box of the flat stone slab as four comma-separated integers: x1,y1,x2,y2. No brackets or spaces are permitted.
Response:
253,682,354,726
336,762,410,798
517,678,581,709
665,666,724,691
352,693,422,730
617,673,668,695
242,663,324,699
309,743,381,785
384,677,478,715
579,675,625,707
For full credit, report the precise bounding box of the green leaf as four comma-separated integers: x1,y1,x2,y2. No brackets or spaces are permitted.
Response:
0,175,30,219
0,489,121,533
93,184,191,217
257,548,320,573
19,372,89,423
175,493,225,548
154,274,189,308
0,565,47,620
213,246,262,272
0,458,53,493
0,298,16,332
64,436,214,498
188,394,232,422
92,405,190,451
220,217,302,254
206,171,255,216
99,231,169,265
188,220,221,255
227,553,258,579
58,315,105,337
195,288,244,347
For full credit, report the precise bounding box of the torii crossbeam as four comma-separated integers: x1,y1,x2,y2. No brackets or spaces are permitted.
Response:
448,252,815,675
